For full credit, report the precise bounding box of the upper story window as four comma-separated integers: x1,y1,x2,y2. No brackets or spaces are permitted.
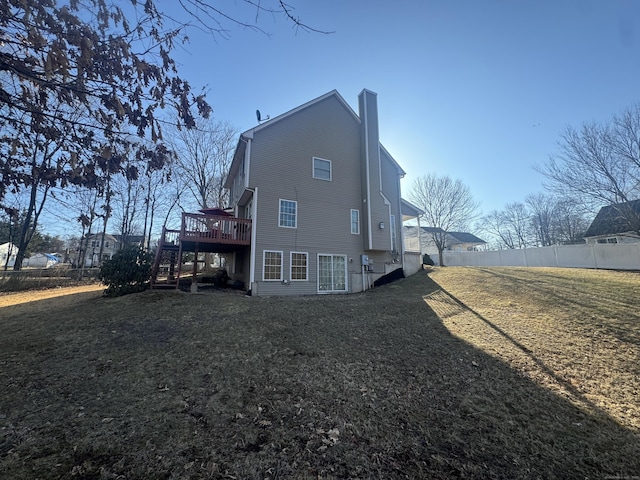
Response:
279,199,297,228
351,209,360,235
313,157,332,181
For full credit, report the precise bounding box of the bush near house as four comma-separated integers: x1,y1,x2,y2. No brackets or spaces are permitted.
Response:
99,246,152,297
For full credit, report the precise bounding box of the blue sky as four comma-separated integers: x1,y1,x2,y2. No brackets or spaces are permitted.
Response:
167,0,640,218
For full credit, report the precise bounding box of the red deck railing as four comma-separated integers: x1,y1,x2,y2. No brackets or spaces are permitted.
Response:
179,213,251,245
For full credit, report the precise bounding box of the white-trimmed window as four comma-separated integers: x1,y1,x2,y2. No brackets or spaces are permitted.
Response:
279,199,297,228
350,209,360,235
290,252,308,281
263,250,283,281
313,157,332,181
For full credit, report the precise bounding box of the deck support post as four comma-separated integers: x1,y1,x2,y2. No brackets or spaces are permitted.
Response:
191,244,199,293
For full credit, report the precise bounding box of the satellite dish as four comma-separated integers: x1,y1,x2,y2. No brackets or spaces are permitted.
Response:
256,109,270,123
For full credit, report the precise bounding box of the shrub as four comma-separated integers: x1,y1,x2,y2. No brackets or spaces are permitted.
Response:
99,247,153,297
422,254,434,266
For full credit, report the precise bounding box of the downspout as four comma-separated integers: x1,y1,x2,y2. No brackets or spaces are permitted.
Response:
249,186,257,294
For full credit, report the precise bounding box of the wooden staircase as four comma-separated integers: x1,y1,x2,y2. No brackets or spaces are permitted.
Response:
150,227,182,289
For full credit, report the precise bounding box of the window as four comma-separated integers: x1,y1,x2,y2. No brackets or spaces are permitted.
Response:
263,250,283,281
351,209,360,235
597,237,618,244
313,157,332,181
290,252,308,281
390,214,397,252
279,199,297,228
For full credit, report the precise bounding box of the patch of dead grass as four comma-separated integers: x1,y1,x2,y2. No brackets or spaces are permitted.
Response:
0,268,638,479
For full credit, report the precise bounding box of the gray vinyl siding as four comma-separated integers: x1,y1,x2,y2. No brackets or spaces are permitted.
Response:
249,95,366,295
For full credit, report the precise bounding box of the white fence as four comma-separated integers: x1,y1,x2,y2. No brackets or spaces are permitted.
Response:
443,243,640,270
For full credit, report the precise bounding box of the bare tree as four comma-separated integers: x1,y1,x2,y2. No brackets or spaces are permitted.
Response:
537,103,640,233
480,202,531,250
553,197,590,244
1,0,323,267
409,174,479,266
168,119,237,209
525,193,556,246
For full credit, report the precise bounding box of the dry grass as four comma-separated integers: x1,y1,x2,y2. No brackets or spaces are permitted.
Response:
426,267,640,432
0,267,638,479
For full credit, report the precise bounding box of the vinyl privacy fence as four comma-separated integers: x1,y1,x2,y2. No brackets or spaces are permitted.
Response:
443,243,640,270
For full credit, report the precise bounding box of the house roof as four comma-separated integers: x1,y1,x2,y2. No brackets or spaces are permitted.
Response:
245,90,361,138
584,199,640,238
403,226,486,245
86,233,118,242
400,199,424,221
448,232,487,244
225,89,406,188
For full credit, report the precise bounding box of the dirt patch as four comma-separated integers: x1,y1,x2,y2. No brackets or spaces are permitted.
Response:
0,284,104,308
0,268,638,479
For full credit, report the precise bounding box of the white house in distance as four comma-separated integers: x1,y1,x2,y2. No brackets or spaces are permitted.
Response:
77,233,146,267
1,242,17,269
404,226,487,265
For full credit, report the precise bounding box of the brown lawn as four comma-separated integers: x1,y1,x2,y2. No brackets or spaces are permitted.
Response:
0,267,638,479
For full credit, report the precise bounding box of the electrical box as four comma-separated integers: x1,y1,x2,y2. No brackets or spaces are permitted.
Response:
360,254,369,266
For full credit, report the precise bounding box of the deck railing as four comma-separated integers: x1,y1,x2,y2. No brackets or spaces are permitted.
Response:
180,213,252,245
159,228,181,246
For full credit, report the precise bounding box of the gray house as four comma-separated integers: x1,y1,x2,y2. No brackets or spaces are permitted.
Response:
222,89,422,295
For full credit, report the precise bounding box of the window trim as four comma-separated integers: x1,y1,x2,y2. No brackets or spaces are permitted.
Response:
350,209,360,235
278,199,297,228
262,250,283,281
312,157,332,181
290,251,309,282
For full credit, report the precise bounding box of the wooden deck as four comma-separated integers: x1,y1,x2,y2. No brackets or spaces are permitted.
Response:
150,213,251,289
178,213,251,252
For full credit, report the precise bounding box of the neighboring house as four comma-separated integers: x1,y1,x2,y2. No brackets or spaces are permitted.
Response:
24,253,60,268
113,234,146,248
80,233,118,267
218,89,422,295
0,242,17,269
584,199,640,244
404,226,487,264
